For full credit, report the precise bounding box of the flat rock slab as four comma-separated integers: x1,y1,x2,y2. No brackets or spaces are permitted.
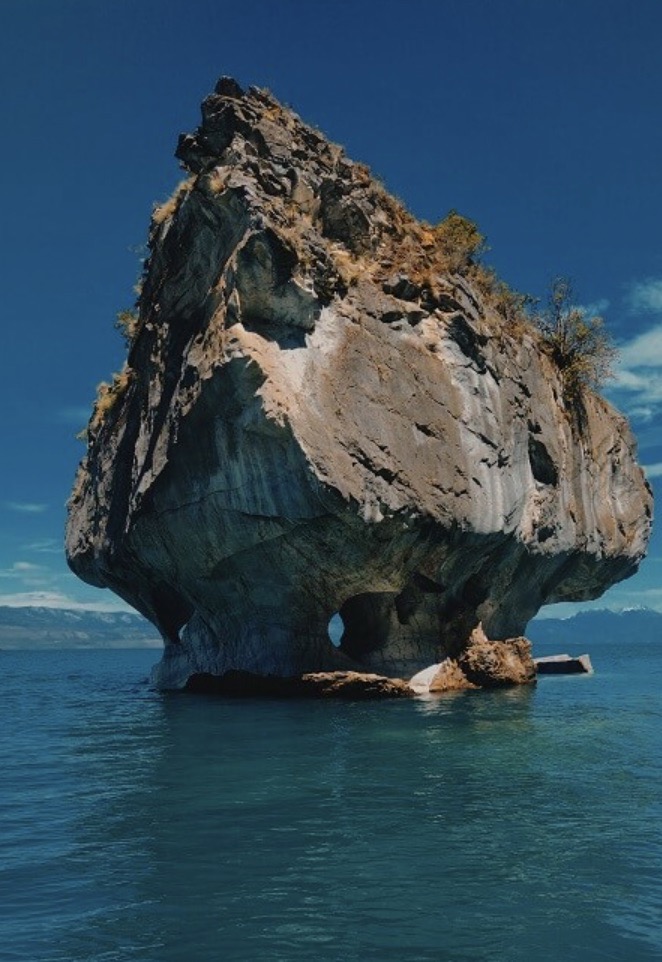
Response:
185,669,413,699
535,654,593,674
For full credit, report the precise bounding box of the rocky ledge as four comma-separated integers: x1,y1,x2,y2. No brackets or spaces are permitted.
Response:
185,669,413,700
66,77,652,691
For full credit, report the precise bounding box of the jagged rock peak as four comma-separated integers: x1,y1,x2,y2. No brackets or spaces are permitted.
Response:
166,75,471,306
66,77,653,691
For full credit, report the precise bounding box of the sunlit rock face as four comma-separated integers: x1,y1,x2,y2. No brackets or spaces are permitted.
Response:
66,77,653,689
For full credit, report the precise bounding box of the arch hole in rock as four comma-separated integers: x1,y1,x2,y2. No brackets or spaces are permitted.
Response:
327,612,344,648
338,592,397,660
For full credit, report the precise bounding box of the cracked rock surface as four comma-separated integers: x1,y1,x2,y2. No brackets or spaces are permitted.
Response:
66,78,653,689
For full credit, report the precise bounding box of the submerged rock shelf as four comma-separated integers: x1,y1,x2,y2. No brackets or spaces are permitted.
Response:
66,78,652,691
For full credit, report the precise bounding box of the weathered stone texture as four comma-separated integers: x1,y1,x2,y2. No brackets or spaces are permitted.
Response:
409,625,535,693
66,78,653,690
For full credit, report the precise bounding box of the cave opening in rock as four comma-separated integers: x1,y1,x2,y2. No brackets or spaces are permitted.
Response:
327,612,344,648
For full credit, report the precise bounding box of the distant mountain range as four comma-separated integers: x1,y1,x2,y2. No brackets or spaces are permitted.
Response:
0,605,659,651
0,606,161,649
526,607,662,648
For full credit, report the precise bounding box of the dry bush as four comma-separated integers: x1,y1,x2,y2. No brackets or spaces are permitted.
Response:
534,277,618,397
152,177,195,225
433,210,487,272
115,308,141,346
89,368,134,434
207,167,228,194
470,265,536,331
333,246,369,287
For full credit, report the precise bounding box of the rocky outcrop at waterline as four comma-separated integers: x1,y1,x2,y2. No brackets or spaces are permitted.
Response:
409,625,536,693
185,669,414,700
66,77,653,691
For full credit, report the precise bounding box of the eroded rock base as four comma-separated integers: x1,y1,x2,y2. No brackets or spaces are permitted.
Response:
180,626,536,698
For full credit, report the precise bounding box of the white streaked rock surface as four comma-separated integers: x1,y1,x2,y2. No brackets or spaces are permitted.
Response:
66,79,652,689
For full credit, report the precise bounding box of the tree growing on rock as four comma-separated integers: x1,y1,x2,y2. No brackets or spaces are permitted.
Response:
535,276,618,398
434,210,487,272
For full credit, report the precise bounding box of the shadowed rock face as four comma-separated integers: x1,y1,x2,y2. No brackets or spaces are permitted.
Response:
66,78,653,689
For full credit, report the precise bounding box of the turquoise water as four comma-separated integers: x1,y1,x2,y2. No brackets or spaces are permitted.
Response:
0,640,660,961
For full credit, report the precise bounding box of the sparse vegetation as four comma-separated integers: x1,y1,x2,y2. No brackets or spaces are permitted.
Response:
263,104,282,123
152,177,195,226
400,209,616,401
116,108,615,425
207,167,228,194
115,308,140,347
534,276,618,397
470,265,537,329
434,210,487,272
332,245,368,287
421,213,615,400
89,368,134,434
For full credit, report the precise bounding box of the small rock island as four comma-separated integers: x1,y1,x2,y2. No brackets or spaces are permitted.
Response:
66,78,653,693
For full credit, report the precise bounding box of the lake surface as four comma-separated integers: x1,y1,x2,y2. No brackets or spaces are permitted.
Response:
1,638,660,961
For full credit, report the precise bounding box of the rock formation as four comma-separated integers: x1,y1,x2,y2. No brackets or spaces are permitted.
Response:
409,625,536,693
66,77,653,691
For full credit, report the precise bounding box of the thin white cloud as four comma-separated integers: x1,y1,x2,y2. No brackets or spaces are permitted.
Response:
613,368,662,405
619,323,662,369
22,539,62,555
578,298,610,317
643,462,662,479
610,320,662,420
625,405,656,423
614,278,662,418
0,561,46,579
613,586,662,610
4,501,49,514
628,278,662,314
0,590,134,612
615,369,647,391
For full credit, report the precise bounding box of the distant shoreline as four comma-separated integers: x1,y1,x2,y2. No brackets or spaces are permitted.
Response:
0,605,660,651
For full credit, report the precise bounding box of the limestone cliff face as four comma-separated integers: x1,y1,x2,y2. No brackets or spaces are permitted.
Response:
66,77,653,688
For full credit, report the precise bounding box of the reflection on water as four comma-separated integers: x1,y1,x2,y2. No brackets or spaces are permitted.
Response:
1,645,661,961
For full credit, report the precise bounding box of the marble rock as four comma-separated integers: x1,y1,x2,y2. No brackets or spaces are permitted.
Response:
66,79,653,690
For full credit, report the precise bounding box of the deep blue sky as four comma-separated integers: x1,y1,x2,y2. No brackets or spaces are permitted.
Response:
1,0,660,614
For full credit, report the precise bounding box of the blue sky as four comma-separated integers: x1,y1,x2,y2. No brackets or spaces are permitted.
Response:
1,0,660,615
